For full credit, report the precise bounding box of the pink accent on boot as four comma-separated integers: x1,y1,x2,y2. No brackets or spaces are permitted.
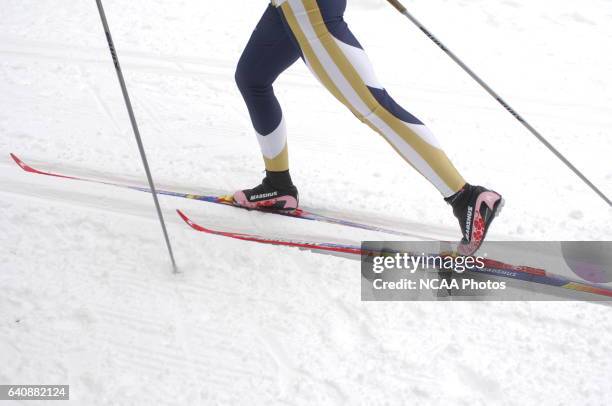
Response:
457,191,502,256
232,191,298,211
232,191,253,207
475,191,502,211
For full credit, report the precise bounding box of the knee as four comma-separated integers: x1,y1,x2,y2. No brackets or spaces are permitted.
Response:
235,60,269,95
234,62,249,92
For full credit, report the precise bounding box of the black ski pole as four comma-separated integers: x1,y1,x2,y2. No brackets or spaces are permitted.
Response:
386,0,611,207
95,0,179,273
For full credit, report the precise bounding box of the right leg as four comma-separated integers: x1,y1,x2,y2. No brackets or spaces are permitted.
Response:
233,5,301,210
273,0,502,252
274,0,466,197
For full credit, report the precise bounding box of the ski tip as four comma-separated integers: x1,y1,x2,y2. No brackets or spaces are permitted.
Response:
9,153,75,179
9,153,25,167
176,209,204,232
9,152,35,173
176,209,189,223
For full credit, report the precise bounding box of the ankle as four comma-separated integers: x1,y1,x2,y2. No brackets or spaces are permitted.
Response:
444,183,470,207
265,170,294,190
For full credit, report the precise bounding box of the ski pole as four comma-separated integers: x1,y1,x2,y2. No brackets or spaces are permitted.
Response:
385,0,611,207
95,0,179,273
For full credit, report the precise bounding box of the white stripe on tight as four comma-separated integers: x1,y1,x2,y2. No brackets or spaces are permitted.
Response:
334,37,444,150
256,116,287,159
333,37,382,89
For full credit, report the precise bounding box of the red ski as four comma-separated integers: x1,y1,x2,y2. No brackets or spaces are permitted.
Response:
177,210,612,299
176,209,363,256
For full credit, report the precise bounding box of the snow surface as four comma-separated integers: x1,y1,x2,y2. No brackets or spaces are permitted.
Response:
1,0,611,404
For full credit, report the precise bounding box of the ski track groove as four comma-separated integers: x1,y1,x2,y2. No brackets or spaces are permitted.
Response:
3,36,611,126
109,352,247,389
76,65,124,135
105,339,273,383
9,286,271,389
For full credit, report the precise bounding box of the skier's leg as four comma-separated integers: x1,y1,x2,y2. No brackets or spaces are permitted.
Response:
233,5,301,210
235,4,301,172
274,0,465,197
274,0,502,252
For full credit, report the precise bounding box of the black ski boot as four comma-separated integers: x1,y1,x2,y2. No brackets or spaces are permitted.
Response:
233,170,299,212
445,184,504,255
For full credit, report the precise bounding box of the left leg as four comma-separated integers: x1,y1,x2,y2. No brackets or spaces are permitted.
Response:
232,5,301,211
235,4,301,173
